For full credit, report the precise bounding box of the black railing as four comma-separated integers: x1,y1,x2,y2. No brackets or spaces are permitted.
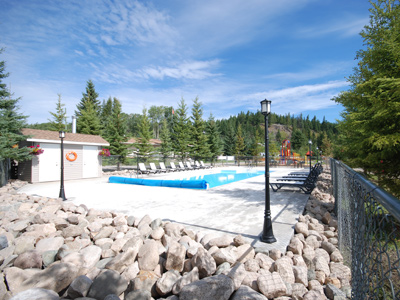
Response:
331,158,400,299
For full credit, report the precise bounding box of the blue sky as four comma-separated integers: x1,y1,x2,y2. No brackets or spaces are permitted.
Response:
0,0,370,124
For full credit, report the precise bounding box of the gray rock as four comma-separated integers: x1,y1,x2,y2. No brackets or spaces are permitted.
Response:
0,273,7,299
104,294,121,300
191,247,216,279
42,250,58,267
324,283,347,300
131,270,160,296
230,285,268,300
125,289,152,300
156,270,181,296
179,274,235,300
303,290,328,300
227,262,247,290
13,236,36,255
172,266,199,294
106,246,138,273
257,272,287,299
35,236,64,253
67,275,93,298
127,215,135,226
0,235,8,250
215,262,231,275
138,240,159,271
14,250,42,269
80,245,102,269
151,218,162,229
88,269,128,299
93,226,114,241
9,287,59,300
62,224,85,238
165,241,186,272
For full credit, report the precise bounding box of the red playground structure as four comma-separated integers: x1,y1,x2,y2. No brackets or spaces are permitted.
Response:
279,139,301,165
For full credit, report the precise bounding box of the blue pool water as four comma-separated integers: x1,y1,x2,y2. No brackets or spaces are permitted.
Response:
109,169,266,189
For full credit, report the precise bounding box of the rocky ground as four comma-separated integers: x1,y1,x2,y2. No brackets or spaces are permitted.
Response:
0,167,351,300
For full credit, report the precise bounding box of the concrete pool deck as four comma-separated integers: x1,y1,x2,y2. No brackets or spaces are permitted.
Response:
17,166,310,253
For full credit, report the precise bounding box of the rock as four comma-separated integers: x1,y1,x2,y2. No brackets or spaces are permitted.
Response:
9,287,59,300
13,236,36,255
14,250,42,269
138,240,160,271
62,224,85,238
179,274,234,300
125,290,152,300
255,252,274,271
235,244,255,263
0,273,8,299
292,282,308,299
156,269,181,295
324,283,347,299
257,272,287,299
287,236,303,255
67,275,93,298
131,270,159,296
294,222,309,237
151,227,165,240
227,262,246,290
274,256,295,284
293,265,308,286
164,223,183,238
313,256,330,277
303,290,328,300
0,235,8,250
244,258,260,272
216,262,231,275
172,266,199,294
191,247,216,279
242,272,259,292
35,237,64,253
106,246,139,273
211,247,236,265
321,241,336,254
207,236,234,248
233,235,247,246
127,215,135,226
269,249,282,261
137,214,152,228
93,226,114,241
151,218,162,229
230,285,268,300
88,269,128,299
165,241,186,272
80,245,102,269
330,250,343,263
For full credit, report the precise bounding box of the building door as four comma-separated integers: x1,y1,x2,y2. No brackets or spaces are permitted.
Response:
83,146,99,178
39,143,61,182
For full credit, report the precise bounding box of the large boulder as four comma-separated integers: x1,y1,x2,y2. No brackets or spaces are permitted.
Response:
179,274,235,300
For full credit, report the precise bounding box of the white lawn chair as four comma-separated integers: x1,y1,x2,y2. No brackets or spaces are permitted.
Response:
159,162,168,173
149,163,161,174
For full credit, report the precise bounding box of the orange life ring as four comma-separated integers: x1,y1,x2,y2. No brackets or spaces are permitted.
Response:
66,151,77,162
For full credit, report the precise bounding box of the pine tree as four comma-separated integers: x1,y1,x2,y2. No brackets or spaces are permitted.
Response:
190,97,210,160
333,0,400,196
0,50,31,162
234,124,246,157
206,113,222,164
77,101,101,135
136,108,153,160
48,94,67,131
103,98,128,161
159,118,172,162
100,97,113,133
76,80,101,134
223,125,236,156
171,98,190,160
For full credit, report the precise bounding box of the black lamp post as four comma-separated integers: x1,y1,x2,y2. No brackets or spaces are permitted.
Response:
59,131,66,201
260,99,276,244
316,146,319,163
308,139,312,171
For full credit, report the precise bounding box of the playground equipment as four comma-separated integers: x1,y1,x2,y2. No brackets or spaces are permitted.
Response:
279,139,302,166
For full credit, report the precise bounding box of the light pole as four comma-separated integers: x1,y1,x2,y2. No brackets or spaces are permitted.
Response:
308,139,312,171
316,146,319,163
59,131,66,201
260,99,276,244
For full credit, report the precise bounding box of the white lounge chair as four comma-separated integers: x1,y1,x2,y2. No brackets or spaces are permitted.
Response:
178,162,188,171
149,163,161,174
138,163,157,175
195,161,205,169
159,162,169,173
170,162,181,171
200,161,212,169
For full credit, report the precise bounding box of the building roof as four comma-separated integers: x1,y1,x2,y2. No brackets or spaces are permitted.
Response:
21,128,110,146
125,137,162,146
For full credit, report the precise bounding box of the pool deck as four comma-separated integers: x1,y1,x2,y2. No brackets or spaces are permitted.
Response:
17,166,310,254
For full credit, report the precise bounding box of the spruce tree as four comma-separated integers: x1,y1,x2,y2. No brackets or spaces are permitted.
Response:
0,50,30,162
223,125,236,156
48,94,67,131
206,113,222,164
172,98,190,161
159,118,172,162
76,80,101,134
103,98,128,161
190,97,210,160
234,124,245,157
100,97,113,133
136,108,153,160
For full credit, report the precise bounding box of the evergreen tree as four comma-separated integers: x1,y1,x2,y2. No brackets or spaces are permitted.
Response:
100,97,113,133
190,97,210,160
0,50,30,161
103,98,128,161
136,108,153,160
206,113,222,164
234,124,246,156
76,80,101,134
171,98,190,160
291,129,306,150
250,129,263,156
333,0,400,196
48,94,67,131
275,129,282,143
159,118,172,162
223,125,236,155
77,100,101,135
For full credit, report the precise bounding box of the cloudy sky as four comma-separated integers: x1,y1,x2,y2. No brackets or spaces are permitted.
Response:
0,0,370,124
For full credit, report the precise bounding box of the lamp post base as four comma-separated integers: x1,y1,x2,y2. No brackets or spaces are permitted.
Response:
260,235,277,243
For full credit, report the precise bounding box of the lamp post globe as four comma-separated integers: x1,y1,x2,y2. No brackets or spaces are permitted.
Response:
260,99,276,243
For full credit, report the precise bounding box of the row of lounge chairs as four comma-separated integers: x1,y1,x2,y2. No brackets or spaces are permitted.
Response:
137,161,212,175
269,163,323,194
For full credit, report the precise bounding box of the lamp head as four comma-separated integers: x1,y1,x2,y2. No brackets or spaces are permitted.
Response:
308,139,312,145
260,99,271,116
59,131,65,138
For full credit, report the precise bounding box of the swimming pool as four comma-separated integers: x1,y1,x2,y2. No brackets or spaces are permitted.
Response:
109,169,265,189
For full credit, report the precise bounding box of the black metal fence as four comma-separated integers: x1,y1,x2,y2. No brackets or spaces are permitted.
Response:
331,158,400,299
0,158,11,187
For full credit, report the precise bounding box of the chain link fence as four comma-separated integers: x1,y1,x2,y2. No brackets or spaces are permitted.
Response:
331,158,400,299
